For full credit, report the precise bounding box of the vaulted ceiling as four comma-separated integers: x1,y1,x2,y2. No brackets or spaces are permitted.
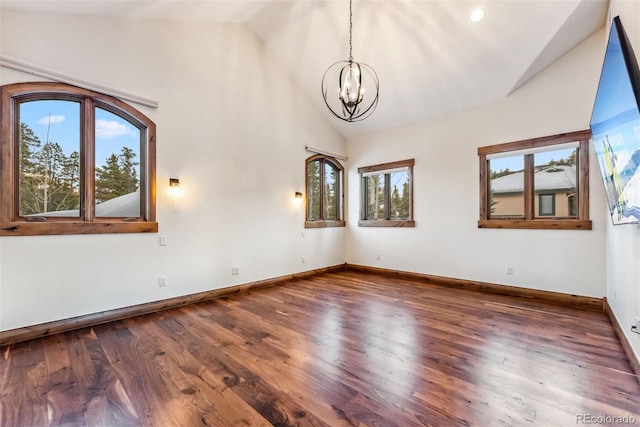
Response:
0,0,609,139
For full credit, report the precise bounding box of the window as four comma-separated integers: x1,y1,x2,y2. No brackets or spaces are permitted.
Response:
538,194,555,216
478,130,591,230
358,159,414,227
305,155,345,228
0,82,157,236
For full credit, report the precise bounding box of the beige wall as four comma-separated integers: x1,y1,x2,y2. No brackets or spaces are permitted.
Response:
491,191,574,217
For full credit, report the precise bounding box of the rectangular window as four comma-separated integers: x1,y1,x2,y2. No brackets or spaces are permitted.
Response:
478,130,591,230
359,159,414,227
538,194,555,216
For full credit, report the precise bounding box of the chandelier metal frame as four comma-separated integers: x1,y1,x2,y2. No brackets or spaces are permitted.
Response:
321,0,379,122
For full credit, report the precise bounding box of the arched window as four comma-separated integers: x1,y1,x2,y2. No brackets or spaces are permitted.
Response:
305,155,345,228
0,82,157,235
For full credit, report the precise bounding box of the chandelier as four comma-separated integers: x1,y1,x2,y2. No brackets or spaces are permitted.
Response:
322,0,379,122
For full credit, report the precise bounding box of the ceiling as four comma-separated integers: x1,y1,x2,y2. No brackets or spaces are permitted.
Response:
0,0,609,139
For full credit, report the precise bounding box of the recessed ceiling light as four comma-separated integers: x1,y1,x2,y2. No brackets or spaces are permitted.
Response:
470,8,484,23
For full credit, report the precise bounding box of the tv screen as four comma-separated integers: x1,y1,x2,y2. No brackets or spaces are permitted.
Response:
590,16,640,225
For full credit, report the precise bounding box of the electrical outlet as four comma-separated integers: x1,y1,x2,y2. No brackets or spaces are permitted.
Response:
158,276,167,287
159,235,168,246
506,266,513,275
301,256,306,264
376,254,381,260
231,266,240,275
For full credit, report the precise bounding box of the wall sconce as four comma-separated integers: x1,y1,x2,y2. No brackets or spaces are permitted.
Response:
295,191,303,199
169,177,181,213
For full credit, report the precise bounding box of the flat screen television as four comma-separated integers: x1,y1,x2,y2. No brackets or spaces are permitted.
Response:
590,16,640,225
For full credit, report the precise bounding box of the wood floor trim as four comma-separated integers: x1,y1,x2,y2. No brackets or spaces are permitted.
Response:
345,264,604,311
0,264,347,346
604,297,640,381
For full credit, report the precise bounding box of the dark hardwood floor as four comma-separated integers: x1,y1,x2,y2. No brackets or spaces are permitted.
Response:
1,270,638,426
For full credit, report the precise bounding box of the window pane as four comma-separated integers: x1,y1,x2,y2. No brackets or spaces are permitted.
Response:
307,159,322,220
534,147,577,217
365,174,385,219
18,100,81,217
389,170,410,220
95,107,141,217
538,194,555,216
489,155,524,218
324,163,339,221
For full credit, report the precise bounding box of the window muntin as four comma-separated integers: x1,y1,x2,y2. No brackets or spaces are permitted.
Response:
359,159,415,227
305,155,344,228
0,82,157,235
478,130,591,230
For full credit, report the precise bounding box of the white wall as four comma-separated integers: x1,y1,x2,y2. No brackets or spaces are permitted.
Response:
1,6,628,342
0,10,346,331
604,0,640,364
346,29,608,298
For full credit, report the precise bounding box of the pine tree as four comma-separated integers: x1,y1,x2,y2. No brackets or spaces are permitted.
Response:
18,123,43,215
325,166,338,220
391,184,401,219
118,146,139,194
95,147,140,203
96,154,125,203
307,160,321,220
18,122,80,215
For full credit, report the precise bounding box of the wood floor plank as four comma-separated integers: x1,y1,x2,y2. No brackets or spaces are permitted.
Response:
1,270,639,426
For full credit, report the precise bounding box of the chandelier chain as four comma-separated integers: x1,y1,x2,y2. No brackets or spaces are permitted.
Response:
348,0,353,61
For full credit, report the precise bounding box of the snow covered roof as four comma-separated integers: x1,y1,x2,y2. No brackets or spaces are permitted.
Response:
491,165,576,194
31,190,140,217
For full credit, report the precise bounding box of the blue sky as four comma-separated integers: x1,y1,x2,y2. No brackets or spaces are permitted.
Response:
19,99,140,170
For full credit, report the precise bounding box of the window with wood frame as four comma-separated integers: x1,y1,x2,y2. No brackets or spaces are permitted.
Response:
358,159,415,227
478,130,591,230
305,154,345,228
0,82,157,236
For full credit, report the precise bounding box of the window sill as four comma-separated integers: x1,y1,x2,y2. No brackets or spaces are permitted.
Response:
359,220,415,228
305,220,345,229
0,221,159,236
478,219,592,230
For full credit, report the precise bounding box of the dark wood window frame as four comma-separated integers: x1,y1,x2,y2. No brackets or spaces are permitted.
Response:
358,158,415,227
305,154,345,228
478,129,592,230
0,82,157,236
